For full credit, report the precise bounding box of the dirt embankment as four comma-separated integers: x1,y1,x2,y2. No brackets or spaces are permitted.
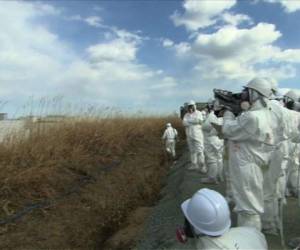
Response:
0,116,184,249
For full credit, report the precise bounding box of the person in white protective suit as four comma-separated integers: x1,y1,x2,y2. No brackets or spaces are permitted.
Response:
201,108,208,120
260,86,300,237
283,90,300,197
201,104,224,184
183,100,206,172
176,188,268,249
259,83,289,236
162,123,178,159
286,142,300,197
222,78,277,231
211,100,234,203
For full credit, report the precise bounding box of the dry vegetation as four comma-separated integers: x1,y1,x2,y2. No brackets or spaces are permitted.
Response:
0,115,184,249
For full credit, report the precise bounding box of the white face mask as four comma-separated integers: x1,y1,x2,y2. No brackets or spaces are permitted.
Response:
249,89,260,103
240,101,250,111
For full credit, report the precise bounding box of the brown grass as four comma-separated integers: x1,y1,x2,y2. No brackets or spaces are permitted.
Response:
0,115,184,249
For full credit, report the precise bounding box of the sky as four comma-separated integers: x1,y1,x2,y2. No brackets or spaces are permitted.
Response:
1,0,300,116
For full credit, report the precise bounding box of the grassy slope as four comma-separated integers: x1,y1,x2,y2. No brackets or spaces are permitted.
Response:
0,116,184,249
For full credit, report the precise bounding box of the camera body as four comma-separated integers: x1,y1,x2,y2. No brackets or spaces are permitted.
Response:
213,89,243,116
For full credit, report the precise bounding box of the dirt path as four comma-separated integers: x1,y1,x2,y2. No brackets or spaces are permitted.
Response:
136,151,300,250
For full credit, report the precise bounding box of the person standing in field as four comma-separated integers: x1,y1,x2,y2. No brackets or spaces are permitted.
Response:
162,123,178,160
183,100,206,172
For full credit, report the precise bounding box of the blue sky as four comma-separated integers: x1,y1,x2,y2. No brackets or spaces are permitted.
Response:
1,0,300,117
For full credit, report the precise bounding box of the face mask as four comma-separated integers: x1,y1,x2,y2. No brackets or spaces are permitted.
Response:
188,105,195,113
248,89,260,104
176,218,196,244
240,89,250,103
240,101,250,111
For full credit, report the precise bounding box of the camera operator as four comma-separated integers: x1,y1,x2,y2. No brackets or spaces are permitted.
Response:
221,78,276,231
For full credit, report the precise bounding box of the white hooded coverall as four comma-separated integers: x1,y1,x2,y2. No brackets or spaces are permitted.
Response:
202,111,224,180
183,109,205,169
162,126,178,158
195,227,267,250
261,100,300,233
222,100,275,231
287,143,300,196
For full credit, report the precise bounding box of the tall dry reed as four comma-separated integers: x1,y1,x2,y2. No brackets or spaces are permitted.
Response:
0,114,184,249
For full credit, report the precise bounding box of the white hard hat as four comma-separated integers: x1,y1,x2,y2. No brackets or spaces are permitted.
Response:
263,77,278,93
246,78,273,98
188,100,196,106
181,188,231,236
166,123,171,127
284,90,300,102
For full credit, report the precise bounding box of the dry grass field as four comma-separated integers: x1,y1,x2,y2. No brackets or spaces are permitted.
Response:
0,115,184,249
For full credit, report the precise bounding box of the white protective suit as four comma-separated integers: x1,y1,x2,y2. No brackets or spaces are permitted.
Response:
261,99,300,233
183,109,205,170
223,99,276,231
202,111,224,181
195,227,267,250
162,126,178,158
261,99,290,233
223,139,234,203
287,142,300,196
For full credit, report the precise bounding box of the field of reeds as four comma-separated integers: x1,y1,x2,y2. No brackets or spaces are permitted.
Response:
0,114,184,249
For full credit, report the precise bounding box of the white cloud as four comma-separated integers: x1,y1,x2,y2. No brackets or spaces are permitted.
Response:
0,1,180,114
174,42,192,56
87,39,138,62
172,22,300,82
162,38,174,48
265,0,300,13
167,0,300,91
221,12,253,26
85,16,102,27
171,0,237,31
193,23,281,60
67,15,102,27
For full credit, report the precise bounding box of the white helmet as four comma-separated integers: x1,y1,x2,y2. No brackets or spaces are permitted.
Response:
166,123,171,127
246,78,273,98
181,188,231,236
188,100,196,106
264,77,278,95
284,90,300,102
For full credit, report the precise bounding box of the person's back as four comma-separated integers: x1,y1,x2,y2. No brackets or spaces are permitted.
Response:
162,123,178,159
197,227,267,250
162,126,177,141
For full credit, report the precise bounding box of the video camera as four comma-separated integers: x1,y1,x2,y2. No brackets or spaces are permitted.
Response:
213,89,242,116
